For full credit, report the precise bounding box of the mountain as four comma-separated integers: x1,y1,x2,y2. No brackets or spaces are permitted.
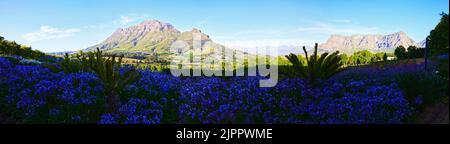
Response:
85,20,246,63
417,39,427,48
86,20,180,53
319,32,424,54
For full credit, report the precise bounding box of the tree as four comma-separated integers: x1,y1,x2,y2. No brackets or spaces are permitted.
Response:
395,46,407,59
383,53,388,61
373,52,385,62
407,46,418,58
428,12,449,55
348,50,373,65
0,36,47,60
339,53,348,66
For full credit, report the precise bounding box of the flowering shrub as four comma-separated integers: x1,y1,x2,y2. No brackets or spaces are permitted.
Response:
111,69,181,123
177,77,411,124
0,58,422,124
330,62,431,83
331,62,448,109
0,59,105,123
99,98,163,124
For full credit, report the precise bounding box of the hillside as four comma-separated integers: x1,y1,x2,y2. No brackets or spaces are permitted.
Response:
318,31,424,54
85,20,248,64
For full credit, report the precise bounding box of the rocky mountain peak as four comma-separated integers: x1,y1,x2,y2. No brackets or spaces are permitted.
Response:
109,20,179,38
179,28,211,41
319,31,423,54
387,31,409,39
394,31,406,35
138,20,178,32
190,28,202,33
85,19,230,56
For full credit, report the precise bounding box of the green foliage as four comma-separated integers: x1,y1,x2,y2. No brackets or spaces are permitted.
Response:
286,43,343,83
383,53,388,62
135,63,170,73
435,56,449,80
330,50,392,66
395,71,448,108
59,53,84,73
407,46,425,58
428,12,449,55
348,50,373,65
339,53,349,66
276,56,292,66
395,46,406,59
372,52,385,62
57,48,140,112
395,46,425,59
0,36,49,61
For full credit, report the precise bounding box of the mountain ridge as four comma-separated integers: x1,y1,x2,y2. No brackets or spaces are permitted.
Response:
85,20,250,64
85,20,425,57
318,31,425,54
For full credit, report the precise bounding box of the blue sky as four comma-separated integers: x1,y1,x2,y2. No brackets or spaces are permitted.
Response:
0,0,448,52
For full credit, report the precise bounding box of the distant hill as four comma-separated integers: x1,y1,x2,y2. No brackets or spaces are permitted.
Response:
46,51,75,56
318,31,425,54
85,20,425,58
85,20,247,63
226,32,426,56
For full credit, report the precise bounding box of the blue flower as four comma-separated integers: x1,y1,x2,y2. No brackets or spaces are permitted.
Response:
99,113,119,124
49,108,61,116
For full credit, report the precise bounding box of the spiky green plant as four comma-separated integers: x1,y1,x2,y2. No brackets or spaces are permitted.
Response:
83,48,139,112
60,53,84,73
56,48,139,112
285,43,343,83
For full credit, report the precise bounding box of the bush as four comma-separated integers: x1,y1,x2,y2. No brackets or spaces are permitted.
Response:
332,61,448,110
176,77,411,124
0,61,105,123
1,56,417,124
435,54,449,79
395,71,448,109
285,43,343,84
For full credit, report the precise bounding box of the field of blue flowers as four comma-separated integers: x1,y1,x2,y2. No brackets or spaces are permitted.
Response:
0,56,448,124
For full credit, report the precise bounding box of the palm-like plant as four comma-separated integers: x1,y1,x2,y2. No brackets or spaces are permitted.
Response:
58,48,139,112
85,48,139,112
285,43,343,83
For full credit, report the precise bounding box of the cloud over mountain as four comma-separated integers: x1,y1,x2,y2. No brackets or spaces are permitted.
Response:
23,26,80,42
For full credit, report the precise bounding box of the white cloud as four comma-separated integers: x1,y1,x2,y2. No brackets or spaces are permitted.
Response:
84,24,109,29
114,15,147,25
331,19,352,24
23,26,80,42
296,23,378,35
233,29,283,36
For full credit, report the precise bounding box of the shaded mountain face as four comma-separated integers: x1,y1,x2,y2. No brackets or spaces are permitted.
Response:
417,39,427,48
86,20,179,53
85,20,244,63
319,32,424,54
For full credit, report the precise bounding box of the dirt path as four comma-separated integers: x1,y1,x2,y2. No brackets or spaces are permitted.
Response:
0,112,15,124
417,103,449,124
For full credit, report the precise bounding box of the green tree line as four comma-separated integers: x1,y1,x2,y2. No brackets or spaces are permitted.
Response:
428,12,449,55
0,36,46,60
394,45,425,59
